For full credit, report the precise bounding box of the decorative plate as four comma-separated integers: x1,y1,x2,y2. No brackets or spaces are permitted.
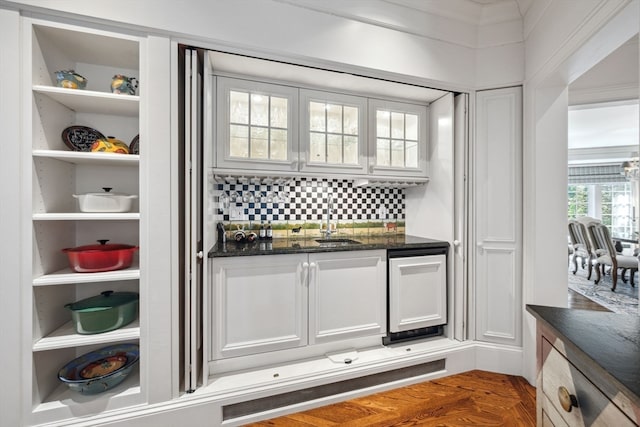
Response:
58,343,139,395
61,126,106,152
129,134,139,155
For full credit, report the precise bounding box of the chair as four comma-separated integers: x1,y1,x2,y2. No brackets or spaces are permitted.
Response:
568,220,594,279
587,222,638,291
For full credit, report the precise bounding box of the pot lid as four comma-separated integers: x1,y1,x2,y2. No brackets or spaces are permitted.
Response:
65,290,139,312
74,187,135,197
63,240,138,252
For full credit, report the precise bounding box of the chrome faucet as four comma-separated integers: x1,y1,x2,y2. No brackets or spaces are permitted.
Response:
325,196,333,238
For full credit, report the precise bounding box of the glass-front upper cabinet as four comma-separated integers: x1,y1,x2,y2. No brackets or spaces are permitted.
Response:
368,98,428,177
216,77,299,171
299,89,368,175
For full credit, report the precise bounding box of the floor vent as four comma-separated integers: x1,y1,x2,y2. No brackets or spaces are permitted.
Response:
222,358,446,421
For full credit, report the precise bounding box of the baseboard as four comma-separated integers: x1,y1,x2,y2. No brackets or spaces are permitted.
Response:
48,342,524,426
475,342,525,378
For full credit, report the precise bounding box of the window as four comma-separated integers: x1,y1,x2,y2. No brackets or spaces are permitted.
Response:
567,182,636,239
567,185,589,220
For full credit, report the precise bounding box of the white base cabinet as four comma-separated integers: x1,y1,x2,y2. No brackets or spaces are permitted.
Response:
210,250,386,363
309,251,387,344
388,254,447,333
211,254,308,359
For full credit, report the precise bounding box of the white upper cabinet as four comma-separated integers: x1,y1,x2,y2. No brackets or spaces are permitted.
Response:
299,89,368,175
214,75,431,179
368,98,428,177
216,77,298,172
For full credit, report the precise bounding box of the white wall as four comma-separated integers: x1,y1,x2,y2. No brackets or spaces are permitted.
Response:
5,0,524,90
522,0,639,383
0,8,23,427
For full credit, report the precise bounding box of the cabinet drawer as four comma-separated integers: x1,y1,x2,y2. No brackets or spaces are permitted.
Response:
541,339,635,426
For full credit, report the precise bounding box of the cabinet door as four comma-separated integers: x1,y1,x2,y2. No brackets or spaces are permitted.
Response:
215,76,299,172
474,87,522,346
299,89,368,175
211,254,308,359
368,98,428,177
308,250,386,345
389,255,447,333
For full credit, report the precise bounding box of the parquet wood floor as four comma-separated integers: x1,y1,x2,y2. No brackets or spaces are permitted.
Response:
247,370,536,426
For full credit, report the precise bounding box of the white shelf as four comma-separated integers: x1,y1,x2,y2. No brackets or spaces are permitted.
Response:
33,265,140,286
33,149,139,166
33,370,143,422
33,85,139,115
33,212,140,221
33,319,140,352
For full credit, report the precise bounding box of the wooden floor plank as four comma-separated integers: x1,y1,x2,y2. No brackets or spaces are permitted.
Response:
246,370,536,426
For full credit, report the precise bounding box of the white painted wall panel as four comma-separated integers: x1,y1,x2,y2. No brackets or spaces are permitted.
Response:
524,0,630,81
6,0,479,88
0,9,23,427
476,42,525,88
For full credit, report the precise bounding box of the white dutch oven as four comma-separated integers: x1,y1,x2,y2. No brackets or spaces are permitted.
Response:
73,187,138,212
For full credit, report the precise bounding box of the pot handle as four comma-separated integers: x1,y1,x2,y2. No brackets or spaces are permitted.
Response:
101,290,114,297
102,187,113,193
97,239,110,245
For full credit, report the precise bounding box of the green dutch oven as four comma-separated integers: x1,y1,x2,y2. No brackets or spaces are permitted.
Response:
65,290,139,334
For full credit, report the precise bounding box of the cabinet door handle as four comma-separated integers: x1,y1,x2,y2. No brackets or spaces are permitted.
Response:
309,262,317,283
196,251,204,259
453,240,460,247
557,386,578,412
302,261,309,284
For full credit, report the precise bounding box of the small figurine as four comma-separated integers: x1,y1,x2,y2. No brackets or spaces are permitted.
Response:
111,74,138,95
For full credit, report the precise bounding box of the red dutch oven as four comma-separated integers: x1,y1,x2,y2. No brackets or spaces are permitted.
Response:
63,239,139,273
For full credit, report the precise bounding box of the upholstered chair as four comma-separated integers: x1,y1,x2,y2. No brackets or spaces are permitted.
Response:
568,220,594,279
587,222,638,291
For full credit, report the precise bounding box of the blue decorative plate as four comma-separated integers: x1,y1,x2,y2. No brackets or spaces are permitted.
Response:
61,125,106,152
58,343,139,395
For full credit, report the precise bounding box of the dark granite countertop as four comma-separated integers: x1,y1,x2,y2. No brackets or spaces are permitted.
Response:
208,234,449,258
526,305,640,409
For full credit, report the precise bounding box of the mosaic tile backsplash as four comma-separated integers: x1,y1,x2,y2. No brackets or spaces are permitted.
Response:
214,178,405,234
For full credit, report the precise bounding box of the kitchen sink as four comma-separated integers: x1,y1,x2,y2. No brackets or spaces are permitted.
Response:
314,238,362,246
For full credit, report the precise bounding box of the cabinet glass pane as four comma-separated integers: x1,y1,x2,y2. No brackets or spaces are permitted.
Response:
251,94,269,126
344,106,358,135
306,97,361,166
310,102,326,132
391,112,404,139
270,96,288,128
377,111,390,138
326,104,342,134
230,91,249,124
327,134,342,164
391,140,404,167
374,106,423,170
406,114,418,140
310,132,326,162
270,129,288,161
406,141,418,168
344,136,358,165
229,125,249,157
377,138,390,167
250,127,268,159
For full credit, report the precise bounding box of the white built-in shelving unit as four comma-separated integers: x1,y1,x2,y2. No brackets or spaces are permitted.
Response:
25,18,147,424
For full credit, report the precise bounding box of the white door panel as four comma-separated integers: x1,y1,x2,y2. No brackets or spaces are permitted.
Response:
474,87,522,346
309,251,386,344
389,255,447,332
